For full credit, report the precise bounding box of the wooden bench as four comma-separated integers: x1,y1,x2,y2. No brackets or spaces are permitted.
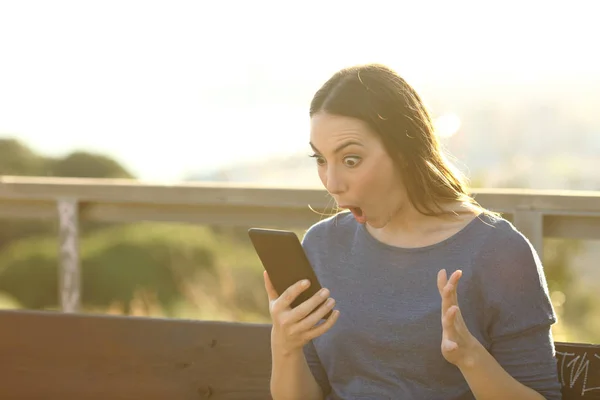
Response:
0,310,598,399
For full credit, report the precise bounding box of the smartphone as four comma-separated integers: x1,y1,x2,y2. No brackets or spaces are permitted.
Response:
248,227,332,319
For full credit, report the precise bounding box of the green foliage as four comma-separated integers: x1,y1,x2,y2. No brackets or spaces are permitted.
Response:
0,291,21,309
543,238,581,293
0,138,134,178
0,138,46,176
539,238,600,344
0,220,58,253
0,223,217,314
0,235,59,309
82,223,216,313
47,151,133,179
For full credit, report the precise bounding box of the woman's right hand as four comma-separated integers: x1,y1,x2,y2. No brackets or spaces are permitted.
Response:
264,271,339,356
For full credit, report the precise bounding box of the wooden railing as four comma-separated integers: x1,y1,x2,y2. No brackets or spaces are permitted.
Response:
1,175,600,313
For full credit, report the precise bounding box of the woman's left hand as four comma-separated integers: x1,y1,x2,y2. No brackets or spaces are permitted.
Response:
437,269,481,369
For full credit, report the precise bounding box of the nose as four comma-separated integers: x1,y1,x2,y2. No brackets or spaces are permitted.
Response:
323,166,346,195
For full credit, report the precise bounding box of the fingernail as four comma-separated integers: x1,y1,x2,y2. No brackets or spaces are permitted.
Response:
301,280,310,287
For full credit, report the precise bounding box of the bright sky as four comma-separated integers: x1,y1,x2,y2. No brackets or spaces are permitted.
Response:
0,0,598,181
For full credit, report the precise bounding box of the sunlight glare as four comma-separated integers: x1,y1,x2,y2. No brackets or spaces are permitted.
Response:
434,113,461,138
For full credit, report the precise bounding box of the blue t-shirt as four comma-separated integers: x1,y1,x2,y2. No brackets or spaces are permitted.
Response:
301,211,562,400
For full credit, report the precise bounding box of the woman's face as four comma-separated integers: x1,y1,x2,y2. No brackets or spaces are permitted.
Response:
309,112,407,228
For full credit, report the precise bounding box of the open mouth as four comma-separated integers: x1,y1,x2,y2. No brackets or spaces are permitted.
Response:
340,205,367,224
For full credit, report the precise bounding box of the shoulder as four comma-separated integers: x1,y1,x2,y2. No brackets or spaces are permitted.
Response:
472,213,553,308
301,211,357,248
300,211,357,273
471,216,556,337
473,212,540,266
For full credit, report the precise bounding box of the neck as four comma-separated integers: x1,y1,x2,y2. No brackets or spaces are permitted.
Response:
367,200,477,242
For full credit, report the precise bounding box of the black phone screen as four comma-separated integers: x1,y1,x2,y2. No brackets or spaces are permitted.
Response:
248,228,331,318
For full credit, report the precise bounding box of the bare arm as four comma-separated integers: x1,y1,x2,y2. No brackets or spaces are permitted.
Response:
270,348,323,400
457,340,546,400
264,271,339,400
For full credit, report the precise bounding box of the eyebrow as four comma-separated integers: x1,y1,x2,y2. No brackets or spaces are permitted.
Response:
309,140,364,155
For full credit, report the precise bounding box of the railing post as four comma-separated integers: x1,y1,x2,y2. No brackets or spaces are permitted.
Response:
57,198,81,313
513,208,544,257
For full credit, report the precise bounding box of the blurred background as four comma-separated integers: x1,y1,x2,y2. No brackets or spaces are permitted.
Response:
0,1,598,343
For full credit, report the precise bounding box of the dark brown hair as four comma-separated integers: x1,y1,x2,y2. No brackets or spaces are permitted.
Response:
310,63,491,218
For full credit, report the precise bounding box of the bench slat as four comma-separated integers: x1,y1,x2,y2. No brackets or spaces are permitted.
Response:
0,310,272,399
0,310,598,399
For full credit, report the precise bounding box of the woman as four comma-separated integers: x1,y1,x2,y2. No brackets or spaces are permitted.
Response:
263,64,561,399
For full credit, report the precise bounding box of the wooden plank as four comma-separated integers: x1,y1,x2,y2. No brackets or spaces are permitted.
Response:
57,198,81,312
472,188,600,214
0,177,600,231
0,198,57,219
79,202,332,229
0,310,598,399
0,176,333,209
0,310,272,400
545,215,600,241
513,209,544,255
1,197,599,240
1,176,600,214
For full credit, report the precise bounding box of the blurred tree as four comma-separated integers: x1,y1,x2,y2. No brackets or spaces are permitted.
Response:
543,238,581,293
0,137,134,178
0,223,216,314
0,138,135,249
47,151,133,179
0,221,273,321
0,138,46,176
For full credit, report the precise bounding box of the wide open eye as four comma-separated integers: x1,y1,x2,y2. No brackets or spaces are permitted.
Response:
309,153,326,166
343,156,362,168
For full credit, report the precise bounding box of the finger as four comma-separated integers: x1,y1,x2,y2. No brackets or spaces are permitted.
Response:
447,270,462,307
442,338,458,353
440,278,455,316
449,269,462,288
293,296,336,334
442,305,459,331
273,279,311,311
289,287,330,321
437,269,447,295
263,271,279,302
305,310,340,341
448,303,468,332
441,270,462,313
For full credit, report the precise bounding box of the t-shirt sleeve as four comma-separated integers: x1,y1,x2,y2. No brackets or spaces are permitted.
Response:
303,340,332,396
489,325,562,399
479,227,561,399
